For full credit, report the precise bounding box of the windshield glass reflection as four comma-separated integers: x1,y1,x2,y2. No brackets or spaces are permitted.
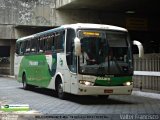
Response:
78,30,133,76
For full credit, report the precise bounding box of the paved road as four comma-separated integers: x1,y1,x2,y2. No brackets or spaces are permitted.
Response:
0,77,160,115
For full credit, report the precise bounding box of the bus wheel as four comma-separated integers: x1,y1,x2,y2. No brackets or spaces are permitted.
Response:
22,74,28,90
98,95,109,99
57,82,66,99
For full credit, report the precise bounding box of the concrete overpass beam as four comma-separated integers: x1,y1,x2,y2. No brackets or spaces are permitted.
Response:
56,0,75,8
0,25,15,39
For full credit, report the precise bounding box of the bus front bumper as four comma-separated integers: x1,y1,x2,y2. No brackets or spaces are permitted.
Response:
77,85,133,95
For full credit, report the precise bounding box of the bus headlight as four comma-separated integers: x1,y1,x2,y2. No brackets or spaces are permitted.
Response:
123,81,133,86
79,80,94,86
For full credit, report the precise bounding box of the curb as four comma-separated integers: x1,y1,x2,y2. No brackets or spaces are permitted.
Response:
0,75,15,79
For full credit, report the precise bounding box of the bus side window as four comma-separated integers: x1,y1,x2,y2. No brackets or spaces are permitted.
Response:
30,38,38,53
20,41,26,55
45,34,54,52
39,37,45,53
66,28,76,73
55,30,65,53
25,40,31,53
16,42,21,55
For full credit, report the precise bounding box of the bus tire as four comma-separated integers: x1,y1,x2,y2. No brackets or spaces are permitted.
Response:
56,80,66,99
22,73,28,90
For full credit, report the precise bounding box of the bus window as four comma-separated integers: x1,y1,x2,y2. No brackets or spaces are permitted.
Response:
66,28,76,73
45,34,54,51
15,42,21,55
55,31,65,53
25,40,31,53
30,38,38,53
39,37,45,53
19,41,26,55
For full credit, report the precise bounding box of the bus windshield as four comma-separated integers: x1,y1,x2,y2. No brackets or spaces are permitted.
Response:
78,30,133,76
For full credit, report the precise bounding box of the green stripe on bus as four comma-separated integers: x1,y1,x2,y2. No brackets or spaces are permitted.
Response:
18,54,52,87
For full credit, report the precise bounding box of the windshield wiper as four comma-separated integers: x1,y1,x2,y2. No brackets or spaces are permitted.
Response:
113,57,122,73
96,63,106,76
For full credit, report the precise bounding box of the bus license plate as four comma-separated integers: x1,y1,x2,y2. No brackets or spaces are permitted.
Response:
104,89,113,93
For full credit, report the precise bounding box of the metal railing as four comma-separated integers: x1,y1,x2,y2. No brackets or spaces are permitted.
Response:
133,54,160,91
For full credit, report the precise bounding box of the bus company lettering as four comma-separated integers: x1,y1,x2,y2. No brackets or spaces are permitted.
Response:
97,77,111,81
29,61,38,66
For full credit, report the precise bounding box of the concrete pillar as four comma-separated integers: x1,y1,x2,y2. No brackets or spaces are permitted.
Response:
10,40,16,75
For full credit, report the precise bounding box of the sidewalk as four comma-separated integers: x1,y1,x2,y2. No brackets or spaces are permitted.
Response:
132,88,160,100
0,75,15,79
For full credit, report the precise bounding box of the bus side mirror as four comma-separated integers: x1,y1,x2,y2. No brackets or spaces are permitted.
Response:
133,40,144,58
74,37,81,56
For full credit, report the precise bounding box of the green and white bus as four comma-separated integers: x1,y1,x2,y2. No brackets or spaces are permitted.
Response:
14,23,143,99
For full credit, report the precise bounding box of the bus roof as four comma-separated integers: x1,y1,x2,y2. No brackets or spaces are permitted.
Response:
17,23,127,42
16,27,62,42
17,35,34,42
61,23,127,32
